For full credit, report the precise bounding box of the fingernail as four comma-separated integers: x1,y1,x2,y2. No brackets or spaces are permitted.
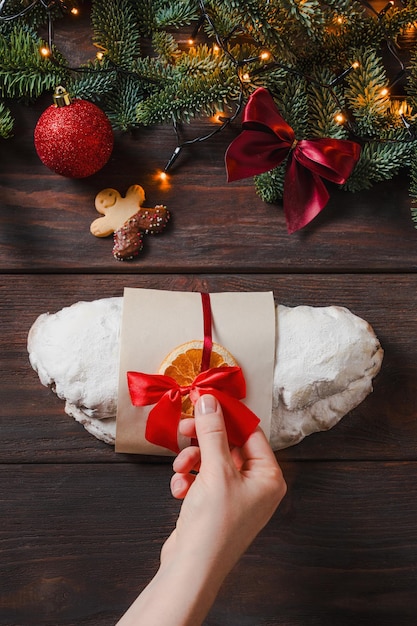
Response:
171,476,183,497
197,394,218,415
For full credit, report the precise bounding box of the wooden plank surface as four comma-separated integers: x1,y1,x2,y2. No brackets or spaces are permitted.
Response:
1,273,416,464
1,4,417,625
1,461,416,626
1,100,416,274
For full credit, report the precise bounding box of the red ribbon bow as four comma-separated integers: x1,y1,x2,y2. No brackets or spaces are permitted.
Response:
127,366,260,453
225,87,361,233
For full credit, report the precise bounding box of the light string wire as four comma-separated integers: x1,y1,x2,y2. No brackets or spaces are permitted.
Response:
163,0,416,171
163,0,362,171
0,0,415,169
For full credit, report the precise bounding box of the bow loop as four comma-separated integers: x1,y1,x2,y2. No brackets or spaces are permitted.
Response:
225,87,361,233
193,365,247,397
127,366,259,453
127,371,180,405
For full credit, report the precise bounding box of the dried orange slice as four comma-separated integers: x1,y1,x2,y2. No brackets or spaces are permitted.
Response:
159,340,237,415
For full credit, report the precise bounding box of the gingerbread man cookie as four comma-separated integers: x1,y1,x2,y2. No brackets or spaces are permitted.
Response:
91,185,170,261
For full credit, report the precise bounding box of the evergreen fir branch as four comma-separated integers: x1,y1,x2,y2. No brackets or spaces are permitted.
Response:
151,31,181,64
280,0,325,36
296,14,377,75
91,0,141,69
408,144,417,194
0,26,68,98
382,7,417,40
177,43,233,75
344,140,414,192
135,39,240,126
325,0,365,13
131,0,158,37
102,74,146,131
307,69,348,139
68,59,120,101
411,200,417,228
132,55,178,86
345,47,390,136
128,0,198,36
266,72,309,136
0,0,63,34
154,0,199,29
203,0,294,64
0,99,13,138
409,147,417,228
213,0,289,49
202,2,243,41
405,47,417,106
136,69,239,125
254,163,286,203
333,14,381,54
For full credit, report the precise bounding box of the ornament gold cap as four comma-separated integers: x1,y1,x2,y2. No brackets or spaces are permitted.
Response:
53,85,72,107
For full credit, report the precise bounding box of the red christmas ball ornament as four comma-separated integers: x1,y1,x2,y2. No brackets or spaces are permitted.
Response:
34,86,114,178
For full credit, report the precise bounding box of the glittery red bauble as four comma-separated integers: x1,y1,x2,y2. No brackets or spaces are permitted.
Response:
34,99,114,178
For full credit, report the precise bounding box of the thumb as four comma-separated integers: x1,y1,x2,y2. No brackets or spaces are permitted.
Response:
194,394,231,463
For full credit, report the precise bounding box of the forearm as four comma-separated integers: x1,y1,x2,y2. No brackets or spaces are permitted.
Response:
116,399,287,625
116,550,227,626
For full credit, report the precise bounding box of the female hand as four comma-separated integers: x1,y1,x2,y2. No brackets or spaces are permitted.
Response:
161,393,287,576
117,394,286,626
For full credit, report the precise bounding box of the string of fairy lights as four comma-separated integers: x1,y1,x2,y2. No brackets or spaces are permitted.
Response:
163,0,417,176
1,0,416,180
164,0,362,174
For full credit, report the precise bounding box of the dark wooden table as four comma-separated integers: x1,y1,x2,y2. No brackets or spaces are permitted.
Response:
1,11,417,626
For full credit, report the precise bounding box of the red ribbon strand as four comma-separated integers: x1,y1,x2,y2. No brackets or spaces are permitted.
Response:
225,87,361,233
200,292,213,373
127,291,260,453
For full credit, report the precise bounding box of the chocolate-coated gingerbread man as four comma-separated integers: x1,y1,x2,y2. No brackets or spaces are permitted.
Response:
91,185,170,261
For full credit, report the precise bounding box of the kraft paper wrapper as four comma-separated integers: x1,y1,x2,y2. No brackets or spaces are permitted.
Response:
115,288,275,455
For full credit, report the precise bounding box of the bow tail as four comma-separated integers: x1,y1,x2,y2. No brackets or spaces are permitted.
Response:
283,157,329,234
210,389,260,448
145,391,183,453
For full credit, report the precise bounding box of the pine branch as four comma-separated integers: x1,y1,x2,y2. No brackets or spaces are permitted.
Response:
280,0,325,35
102,74,146,131
131,0,158,37
209,0,294,51
91,0,141,68
408,146,417,230
266,73,309,137
1,0,417,230
382,6,417,40
69,59,119,101
151,31,181,64
0,25,68,98
0,100,13,138
136,68,238,125
136,45,239,125
0,0,62,34
254,163,286,203
345,47,390,136
344,140,414,192
405,47,417,107
307,69,348,139
154,0,199,29
132,55,178,87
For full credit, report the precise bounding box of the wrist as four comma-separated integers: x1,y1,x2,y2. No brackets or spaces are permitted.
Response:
154,550,227,625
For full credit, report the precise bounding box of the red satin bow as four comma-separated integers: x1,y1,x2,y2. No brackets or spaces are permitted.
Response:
127,365,260,453
225,87,361,233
